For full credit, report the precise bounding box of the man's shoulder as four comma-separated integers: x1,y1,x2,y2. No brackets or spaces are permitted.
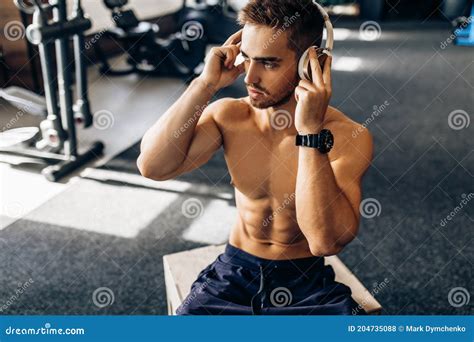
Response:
326,106,358,128
206,97,250,124
325,106,373,161
326,106,372,139
205,97,250,119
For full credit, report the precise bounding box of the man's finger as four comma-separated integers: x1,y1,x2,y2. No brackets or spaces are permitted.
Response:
223,29,243,46
298,79,317,91
294,85,308,102
322,55,332,91
309,48,324,88
224,46,237,68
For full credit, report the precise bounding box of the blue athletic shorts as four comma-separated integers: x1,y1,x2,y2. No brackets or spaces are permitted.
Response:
176,243,366,315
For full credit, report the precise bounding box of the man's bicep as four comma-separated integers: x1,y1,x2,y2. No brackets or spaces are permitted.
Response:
331,127,373,221
162,107,223,179
332,166,363,222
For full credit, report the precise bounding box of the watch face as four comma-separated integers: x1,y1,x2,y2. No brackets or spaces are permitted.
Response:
319,129,334,153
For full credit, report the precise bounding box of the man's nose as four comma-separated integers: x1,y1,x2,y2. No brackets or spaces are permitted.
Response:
244,61,260,85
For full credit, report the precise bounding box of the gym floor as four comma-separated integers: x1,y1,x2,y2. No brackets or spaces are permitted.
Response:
0,21,472,315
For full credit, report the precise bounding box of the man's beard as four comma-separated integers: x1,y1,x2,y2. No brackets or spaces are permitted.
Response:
249,77,298,109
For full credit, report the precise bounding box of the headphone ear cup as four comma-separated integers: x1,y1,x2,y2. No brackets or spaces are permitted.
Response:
298,46,328,82
298,48,310,81
315,47,328,68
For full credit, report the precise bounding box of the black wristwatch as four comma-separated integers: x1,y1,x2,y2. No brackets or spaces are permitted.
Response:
295,129,334,154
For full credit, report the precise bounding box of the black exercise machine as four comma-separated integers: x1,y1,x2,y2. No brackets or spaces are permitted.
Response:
453,3,474,46
0,0,104,182
95,0,240,79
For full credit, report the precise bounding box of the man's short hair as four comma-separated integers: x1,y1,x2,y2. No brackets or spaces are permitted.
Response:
237,0,325,60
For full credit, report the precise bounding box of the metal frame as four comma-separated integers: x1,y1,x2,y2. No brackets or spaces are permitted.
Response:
1,0,104,181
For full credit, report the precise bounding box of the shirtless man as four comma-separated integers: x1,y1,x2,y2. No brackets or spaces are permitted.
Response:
137,0,373,315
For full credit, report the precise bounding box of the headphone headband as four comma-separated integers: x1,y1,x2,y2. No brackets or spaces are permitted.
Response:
297,1,334,81
312,0,334,53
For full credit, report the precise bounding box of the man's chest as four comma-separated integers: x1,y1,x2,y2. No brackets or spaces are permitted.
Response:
223,129,300,201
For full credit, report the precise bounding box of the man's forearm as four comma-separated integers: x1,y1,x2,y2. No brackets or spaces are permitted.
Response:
295,147,358,255
137,78,216,177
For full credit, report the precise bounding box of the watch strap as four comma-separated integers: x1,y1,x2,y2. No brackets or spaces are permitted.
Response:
295,133,319,148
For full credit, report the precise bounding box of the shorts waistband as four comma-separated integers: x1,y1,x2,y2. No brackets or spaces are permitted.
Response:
222,243,325,273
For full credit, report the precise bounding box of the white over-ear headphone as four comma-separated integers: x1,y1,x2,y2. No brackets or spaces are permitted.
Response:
297,1,334,81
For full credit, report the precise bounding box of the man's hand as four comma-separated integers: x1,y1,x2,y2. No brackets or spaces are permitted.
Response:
197,29,245,92
294,48,333,133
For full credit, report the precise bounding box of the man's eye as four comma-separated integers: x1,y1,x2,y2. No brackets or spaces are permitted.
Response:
263,62,276,69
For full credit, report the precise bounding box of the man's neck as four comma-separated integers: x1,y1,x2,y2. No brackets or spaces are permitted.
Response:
261,93,299,135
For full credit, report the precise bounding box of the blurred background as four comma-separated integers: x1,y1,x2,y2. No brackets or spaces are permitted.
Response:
0,0,472,315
